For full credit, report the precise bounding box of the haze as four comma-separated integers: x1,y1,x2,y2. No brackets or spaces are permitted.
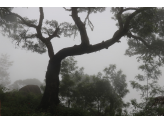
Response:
1,7,164,108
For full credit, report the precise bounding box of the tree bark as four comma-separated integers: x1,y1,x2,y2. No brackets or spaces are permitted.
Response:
38,55,61,111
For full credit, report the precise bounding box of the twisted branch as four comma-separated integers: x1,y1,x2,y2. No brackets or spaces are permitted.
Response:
71,7,90,46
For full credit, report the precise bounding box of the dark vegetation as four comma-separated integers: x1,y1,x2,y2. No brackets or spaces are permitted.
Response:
0,57,129,116
1,7,164,115
1,56,164,116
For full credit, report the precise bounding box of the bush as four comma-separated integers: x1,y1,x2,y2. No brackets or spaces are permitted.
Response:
1,89,91,116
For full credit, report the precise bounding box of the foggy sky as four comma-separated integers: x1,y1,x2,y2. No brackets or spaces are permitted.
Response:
1,7,164,105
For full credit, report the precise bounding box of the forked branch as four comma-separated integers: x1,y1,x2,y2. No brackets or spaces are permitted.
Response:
71,7,90,46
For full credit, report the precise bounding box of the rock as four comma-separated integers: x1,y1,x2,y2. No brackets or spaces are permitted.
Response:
19,85,41,95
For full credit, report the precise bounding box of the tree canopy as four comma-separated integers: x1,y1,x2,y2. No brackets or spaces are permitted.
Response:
1,7,164,67
1,7,164,114
59,56,129,115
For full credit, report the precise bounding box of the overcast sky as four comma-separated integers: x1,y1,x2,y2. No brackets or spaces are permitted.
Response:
1,7,164,106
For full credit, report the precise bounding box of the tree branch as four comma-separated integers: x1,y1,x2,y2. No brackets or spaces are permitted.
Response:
47,27,60,40
36,7,46,42
84,8,94,31
127,33,152,50
71,7,90,46
63,7,72,11
38,7,44,29
52,8,150,61
56,36,123,60
117,7,123,30
84,8,90,24
3,8,37,28
3,7,55,59
44,41,54,59
123,7,151,34
122,7,138,12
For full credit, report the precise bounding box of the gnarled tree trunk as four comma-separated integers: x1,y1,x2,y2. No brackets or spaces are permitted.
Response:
38,55,62,111
36,7,145,112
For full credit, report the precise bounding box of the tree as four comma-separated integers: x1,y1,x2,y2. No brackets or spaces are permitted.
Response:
59,56,79,107
0,54,13,87
124,8,164,76
129,60,164,115
71,66,129,115
102,65,129,115
0,7,163,111
130,83,164,116
59,57,129,115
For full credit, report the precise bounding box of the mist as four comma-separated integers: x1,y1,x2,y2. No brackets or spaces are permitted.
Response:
1,7,164,116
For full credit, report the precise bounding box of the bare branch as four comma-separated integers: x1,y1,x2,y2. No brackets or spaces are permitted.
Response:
38,7,44,29
71,7,90,46
63,7,72,11
35,7,46,43
117,7,123,30
56,27,154,60
84,8,94,31
37,8,55,59
56,37,121,60
84,8,90,24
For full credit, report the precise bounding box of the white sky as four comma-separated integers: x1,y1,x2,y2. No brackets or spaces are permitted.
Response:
1,2,164,117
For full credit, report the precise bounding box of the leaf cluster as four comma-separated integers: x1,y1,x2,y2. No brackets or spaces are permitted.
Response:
124,8,164,70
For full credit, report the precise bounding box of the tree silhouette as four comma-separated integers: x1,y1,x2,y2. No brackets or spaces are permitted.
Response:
1,7,163,111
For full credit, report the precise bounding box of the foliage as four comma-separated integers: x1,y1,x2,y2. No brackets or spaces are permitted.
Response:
130,61,164,116
59,57,129,115
0,8,104,54
2,7,164,115
0,84,96,116
124,8,164,74
0,7,106,54
59,56,78,107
